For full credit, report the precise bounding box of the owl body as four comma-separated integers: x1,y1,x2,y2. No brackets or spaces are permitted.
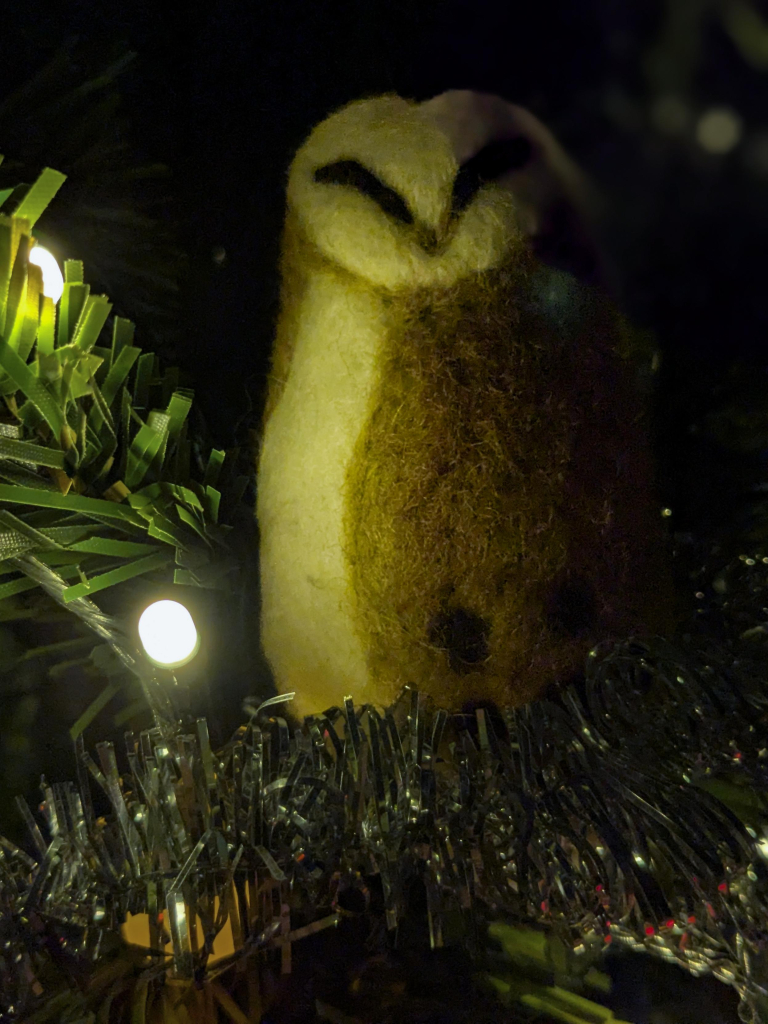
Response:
258,96,669,719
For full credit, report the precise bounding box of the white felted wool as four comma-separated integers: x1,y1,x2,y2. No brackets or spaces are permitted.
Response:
284,95,520,291
257,263,383,711
258,94,670,719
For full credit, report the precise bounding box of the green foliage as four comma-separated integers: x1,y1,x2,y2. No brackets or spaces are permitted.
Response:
0,166,240,607
0,166,247,778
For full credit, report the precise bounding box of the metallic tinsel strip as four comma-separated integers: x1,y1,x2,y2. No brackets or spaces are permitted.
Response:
0,555,767,1021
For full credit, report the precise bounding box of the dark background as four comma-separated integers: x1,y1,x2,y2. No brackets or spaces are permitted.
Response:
0,3,766,1020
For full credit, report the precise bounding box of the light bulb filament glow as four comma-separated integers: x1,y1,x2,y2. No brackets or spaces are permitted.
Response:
138,599,200,668
28,245,64,303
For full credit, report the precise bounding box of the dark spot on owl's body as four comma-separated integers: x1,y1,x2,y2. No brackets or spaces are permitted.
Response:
546,576,598,637
428,607,490,673
452,136,534,213
314,159,413,224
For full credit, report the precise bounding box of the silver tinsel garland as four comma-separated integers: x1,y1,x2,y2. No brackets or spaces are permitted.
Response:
0,555,767,1022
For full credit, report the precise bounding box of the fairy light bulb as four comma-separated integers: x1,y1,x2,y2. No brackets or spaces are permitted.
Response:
138,600,200,668
28,244,64,303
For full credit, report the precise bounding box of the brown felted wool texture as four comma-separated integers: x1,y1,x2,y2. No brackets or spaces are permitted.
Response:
344,252,672,711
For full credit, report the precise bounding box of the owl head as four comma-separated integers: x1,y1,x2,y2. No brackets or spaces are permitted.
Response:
286,95,524,291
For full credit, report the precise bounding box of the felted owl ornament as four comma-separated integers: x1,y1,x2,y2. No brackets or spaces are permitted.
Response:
257,93,671,719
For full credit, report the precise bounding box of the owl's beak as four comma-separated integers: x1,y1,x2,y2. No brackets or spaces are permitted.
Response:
417,225,439,254
416,218,451,255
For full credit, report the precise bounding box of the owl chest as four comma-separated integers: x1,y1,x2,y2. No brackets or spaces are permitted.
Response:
258,273,388,587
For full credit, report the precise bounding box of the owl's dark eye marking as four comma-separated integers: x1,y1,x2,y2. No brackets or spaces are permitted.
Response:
314,160,414,225
452,136,534,213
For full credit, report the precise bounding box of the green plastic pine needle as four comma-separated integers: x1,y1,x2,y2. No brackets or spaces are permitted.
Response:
12,167,66,228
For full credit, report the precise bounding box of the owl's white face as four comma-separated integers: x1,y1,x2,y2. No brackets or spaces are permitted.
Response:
286,96,524,291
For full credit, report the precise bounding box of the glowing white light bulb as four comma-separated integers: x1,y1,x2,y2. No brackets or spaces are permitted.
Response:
28,245,64,303
138,599,200,668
